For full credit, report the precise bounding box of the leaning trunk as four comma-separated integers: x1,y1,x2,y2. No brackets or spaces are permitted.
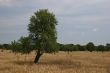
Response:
34,50,42,63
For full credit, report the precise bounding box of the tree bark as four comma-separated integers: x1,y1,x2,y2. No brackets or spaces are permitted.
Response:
34,50,43,63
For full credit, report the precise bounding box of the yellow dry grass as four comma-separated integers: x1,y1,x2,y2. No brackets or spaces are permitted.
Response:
0,50,110,73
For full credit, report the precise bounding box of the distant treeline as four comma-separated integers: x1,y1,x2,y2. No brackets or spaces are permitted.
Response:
0,42,110,53
58,42,110,52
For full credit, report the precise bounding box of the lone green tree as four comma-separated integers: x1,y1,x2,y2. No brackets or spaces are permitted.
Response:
28,9,58,63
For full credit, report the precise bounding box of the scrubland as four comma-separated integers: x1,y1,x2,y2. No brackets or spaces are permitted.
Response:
0,50,110,73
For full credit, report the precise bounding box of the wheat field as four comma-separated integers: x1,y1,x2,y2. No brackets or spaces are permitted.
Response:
0,50,110,73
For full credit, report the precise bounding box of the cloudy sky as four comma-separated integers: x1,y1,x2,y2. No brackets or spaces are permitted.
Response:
0,0,110,45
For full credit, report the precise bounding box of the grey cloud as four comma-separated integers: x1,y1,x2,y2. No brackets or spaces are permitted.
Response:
0,0,110,45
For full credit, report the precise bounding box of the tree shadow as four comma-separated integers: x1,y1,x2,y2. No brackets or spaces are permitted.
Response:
12,60,34,65
0,67,11,71
12,59,81,70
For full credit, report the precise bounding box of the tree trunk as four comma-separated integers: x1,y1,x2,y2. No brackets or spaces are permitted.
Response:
34,50,43,63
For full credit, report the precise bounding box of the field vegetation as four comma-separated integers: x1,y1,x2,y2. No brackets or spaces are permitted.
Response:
0,50,110,73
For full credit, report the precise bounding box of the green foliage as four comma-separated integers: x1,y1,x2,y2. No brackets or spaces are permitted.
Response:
86,42,95,52
2,44,10,50
58,44,81,52
0,44,3,48
97,45,105,52
19,36,32,54
73,45,79,51
106,44,110,51
28,9,58,53
10,40,21,53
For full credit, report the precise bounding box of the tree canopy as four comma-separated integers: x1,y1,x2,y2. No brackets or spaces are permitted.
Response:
86,42,95,52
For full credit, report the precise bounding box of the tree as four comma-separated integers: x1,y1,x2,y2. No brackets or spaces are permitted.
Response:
65,44,72,54
0,44,3,52
86,42,95,52
19,36,32,61
3,44,10,50
19,36,31,54
97,45,105,52
10,40,21,54
106,43,110,51
0,44,3,48
28,9,58,63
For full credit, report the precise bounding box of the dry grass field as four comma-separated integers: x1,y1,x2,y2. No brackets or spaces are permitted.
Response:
0,50,110,73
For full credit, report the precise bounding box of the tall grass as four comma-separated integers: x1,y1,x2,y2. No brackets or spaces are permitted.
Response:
0,50,110,73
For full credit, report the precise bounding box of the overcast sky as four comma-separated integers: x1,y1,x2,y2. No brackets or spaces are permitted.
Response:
0,0,110,45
